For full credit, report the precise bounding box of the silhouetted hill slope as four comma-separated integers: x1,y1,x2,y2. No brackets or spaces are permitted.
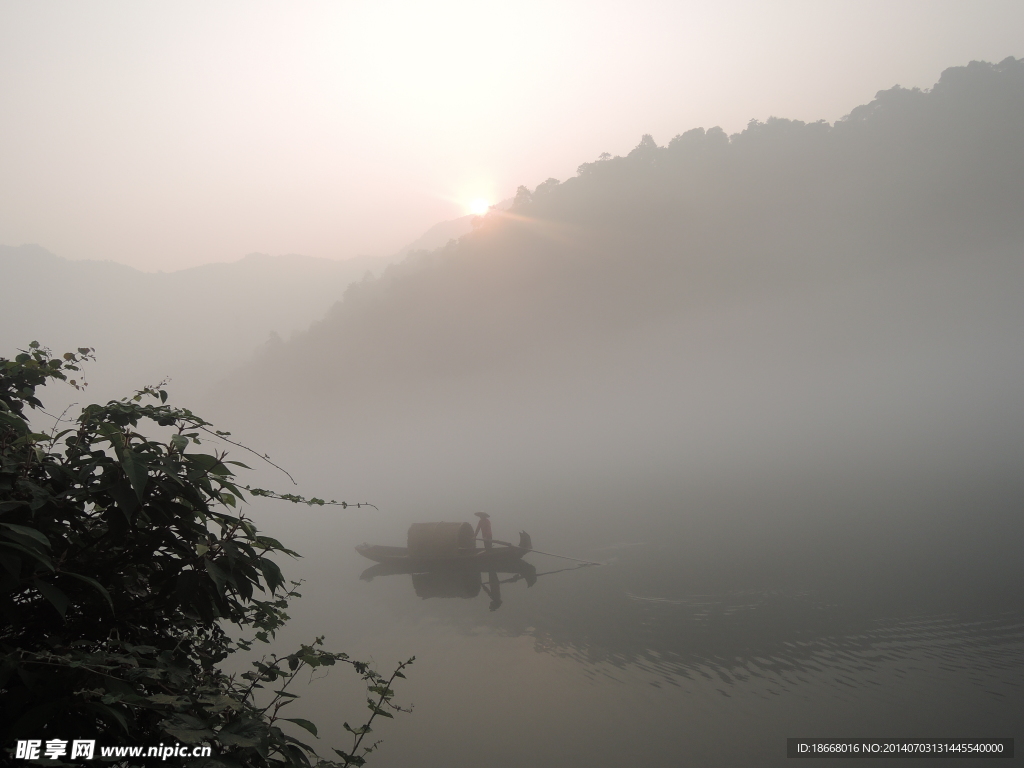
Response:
392,197,515,258
234,57,1023,401
218,59,1024,592
0,247,392,402
393,215,478,257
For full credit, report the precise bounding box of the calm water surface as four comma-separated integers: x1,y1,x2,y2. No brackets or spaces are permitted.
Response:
268,518,1023,768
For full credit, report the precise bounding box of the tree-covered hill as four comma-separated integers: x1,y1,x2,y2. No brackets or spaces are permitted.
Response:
231,57,1023,406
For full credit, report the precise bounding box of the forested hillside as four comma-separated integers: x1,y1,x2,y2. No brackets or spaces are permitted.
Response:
250,58,1020,376
232,57,1022,409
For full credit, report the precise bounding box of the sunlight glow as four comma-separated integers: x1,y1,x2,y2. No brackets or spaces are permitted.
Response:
469,199,491,216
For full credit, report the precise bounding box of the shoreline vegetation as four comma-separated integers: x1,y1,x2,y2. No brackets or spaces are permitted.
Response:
1,343,412,767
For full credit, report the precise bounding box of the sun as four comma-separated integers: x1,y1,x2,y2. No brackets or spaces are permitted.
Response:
468,198,491,216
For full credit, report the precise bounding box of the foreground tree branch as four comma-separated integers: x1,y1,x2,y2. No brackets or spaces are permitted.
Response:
0,343,411,767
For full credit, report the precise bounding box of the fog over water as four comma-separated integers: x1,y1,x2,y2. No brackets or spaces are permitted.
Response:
4,52,1024,766
203,59,1024,765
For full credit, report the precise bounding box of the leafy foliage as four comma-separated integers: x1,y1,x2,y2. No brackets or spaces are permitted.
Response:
0,343,411,766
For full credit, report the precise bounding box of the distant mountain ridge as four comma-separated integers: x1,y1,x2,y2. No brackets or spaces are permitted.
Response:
0,196,522,403
0,245,395,402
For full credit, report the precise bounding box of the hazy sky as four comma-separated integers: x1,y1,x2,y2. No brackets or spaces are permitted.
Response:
1,0,1022,271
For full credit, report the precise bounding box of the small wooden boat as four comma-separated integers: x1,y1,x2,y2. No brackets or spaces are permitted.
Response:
355,522,532,568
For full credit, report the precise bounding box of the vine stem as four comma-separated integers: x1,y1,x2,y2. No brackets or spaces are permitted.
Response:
342,658,414,767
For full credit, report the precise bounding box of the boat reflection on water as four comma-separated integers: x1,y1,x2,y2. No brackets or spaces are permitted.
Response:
356,521,596,611
359,558,541,611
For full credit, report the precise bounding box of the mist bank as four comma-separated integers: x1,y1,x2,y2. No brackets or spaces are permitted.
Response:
0,247,402,404
215,58,1024,595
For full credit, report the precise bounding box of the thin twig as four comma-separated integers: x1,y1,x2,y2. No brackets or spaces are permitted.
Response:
197,425,297,485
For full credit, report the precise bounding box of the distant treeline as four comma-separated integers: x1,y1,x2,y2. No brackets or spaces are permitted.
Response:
245,56,1023,400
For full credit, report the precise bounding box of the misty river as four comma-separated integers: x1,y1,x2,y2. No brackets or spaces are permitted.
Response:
244,485,1022,768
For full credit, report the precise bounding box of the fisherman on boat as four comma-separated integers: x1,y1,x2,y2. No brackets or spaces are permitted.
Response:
474,512,493,550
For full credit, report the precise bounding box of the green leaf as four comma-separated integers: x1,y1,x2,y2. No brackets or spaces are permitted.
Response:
217,716,268,747
145,693,190,707
86,702,131,734
0,540,54,571
34,579,70,619
119,447,149,501
254,535,286,550
166,725,217,744
105,480,137,518
334,749,365,766
62,572,115,613
197,694,240,713
283,718,318,737
216,732,261,748
0,411,29,435
259,557,285,594
0,523,52,549
162,714,216,743
204,558,229,596
188,453,227,474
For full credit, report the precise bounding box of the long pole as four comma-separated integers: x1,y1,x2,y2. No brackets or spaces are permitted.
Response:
476,538,602,566
525,549,602,566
